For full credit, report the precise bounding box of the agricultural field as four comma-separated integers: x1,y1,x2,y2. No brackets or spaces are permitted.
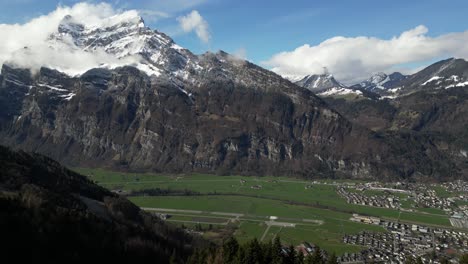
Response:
132,195,382,254
75,168,460,253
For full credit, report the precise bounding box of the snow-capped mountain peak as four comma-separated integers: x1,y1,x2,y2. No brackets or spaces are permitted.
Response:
294,73,365,98
354,72,406,94
4,10,300,99
295,73,345,92
46,13,203,79
365,72,388,88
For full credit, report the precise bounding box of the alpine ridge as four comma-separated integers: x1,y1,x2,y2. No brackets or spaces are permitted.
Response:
294,74,363,97
321,59,468,178
0,13,465,180
352,72,407,94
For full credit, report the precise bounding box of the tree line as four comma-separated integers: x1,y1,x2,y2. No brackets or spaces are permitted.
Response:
186,236,337,264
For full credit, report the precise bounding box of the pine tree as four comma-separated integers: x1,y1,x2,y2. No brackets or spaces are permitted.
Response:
284,245,296,264
245,238,263,264
237,245,247,264
272,236,284,264
262,240,273,264
223,237,239,264
296,250,305,264
311,246,323,264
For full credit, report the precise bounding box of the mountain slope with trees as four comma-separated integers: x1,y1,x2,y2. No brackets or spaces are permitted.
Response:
0,145,206,263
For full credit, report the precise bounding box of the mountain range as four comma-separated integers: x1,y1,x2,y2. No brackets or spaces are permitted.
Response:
294,58,468,99
0,13,466,181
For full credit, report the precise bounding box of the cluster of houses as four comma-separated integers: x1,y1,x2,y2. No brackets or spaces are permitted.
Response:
442,180,468,193
293,242,327,258
344,214,468,263
337,187,401,209
296,242,325,256
414,189,454,211
338,181,468,227
337,252,368,263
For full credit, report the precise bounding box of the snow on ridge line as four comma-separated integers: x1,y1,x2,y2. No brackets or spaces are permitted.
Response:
171,44,185,51
446,81,468,89
319,87,363,96
283,74,308,82
422,76,443,86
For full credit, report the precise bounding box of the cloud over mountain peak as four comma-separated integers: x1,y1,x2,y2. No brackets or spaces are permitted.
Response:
264,25,468,84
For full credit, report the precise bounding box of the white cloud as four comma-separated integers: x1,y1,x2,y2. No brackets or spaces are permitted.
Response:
232,48,247,60
137,10,170,22
177,10,210,43
263,25,468,84
0,2,150,75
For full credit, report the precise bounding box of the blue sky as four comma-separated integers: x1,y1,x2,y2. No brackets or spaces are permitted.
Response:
1,0,468,82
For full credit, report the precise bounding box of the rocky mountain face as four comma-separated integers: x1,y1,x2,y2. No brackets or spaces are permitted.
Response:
0,14,464,180
397,58,468,94
295,74,345,92
349,58,468,98
352,72,407,94
294,74,364,98
0,63,372,178
0,145,203,263
47,13,201,80
323,59,468,178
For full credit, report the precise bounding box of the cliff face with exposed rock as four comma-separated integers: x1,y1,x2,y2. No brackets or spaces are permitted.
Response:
0,61,460,180
0,13,463,180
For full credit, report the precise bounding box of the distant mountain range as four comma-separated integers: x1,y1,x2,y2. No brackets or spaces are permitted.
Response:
294,58,468,99
0,13,466,180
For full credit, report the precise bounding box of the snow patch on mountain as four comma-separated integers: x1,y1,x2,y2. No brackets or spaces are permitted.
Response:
37,83,68,92
4,77,31,88
422,76,443,86
419,73,468,89
446,81,468,89
60,93,76,100
319,87,363,96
